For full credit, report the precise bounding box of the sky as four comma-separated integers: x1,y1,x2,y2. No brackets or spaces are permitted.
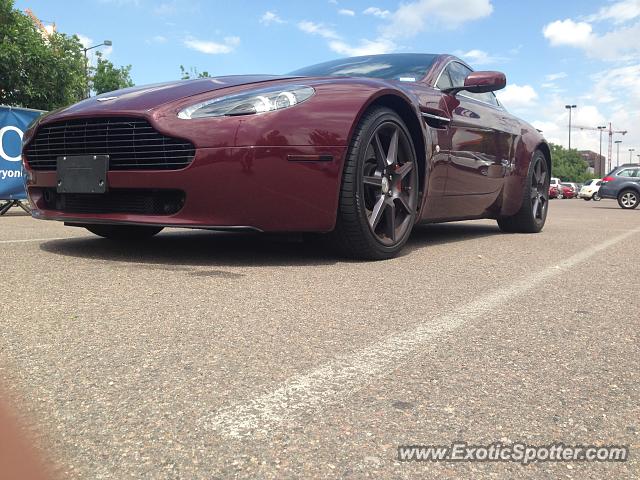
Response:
15,0,640,163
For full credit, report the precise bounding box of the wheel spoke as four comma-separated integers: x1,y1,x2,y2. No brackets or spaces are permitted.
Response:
363,175,382,187
532,196,540,218
384,200,396,241
538,168,547,187
397,193,412,214
372,133,386,169
395,161,413,179
369,196,386,230
386,129,399,166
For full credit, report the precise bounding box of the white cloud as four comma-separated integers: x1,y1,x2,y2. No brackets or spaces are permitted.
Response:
363,6,391,18
545,72,567,81
297,21,340,40
183,36,239,54
153,2,176,15
585,0,640,24
496,84,538,109
260,11,285,25
383,0,493,38
542,19,593,47
455,49,505,65
147,35,167,44
338,8,355,16
329,38,396,56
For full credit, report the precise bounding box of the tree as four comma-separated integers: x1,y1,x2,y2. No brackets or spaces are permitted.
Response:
179,65,211,79
0,0,86,110
550,143,595,183
91,51,133,94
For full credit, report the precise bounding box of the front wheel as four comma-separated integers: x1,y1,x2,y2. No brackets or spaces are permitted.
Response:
329,107,419,260
583,197,591,201
85,224,164,240
617,189,640,209
593,193,601,201
497,150,549,233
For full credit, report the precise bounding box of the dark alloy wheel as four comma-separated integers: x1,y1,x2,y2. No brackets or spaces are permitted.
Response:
85,224,164,240
617,189,640,209
330,107,419,260
497,150,549,233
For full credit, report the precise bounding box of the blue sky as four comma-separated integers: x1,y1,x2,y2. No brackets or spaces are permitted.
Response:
15,0,640,161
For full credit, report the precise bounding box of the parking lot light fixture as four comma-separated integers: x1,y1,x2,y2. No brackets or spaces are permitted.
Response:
614,140,622,168
565,105,577,150
83,40,113,98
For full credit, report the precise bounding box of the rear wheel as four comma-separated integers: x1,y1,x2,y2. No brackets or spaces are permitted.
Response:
593,192,601,201
617,189,640,209
329,107,419,260
85,224,164,240
497,150,549,233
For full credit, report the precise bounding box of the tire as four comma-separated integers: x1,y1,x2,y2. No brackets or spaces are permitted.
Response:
593,192,601,201
329,107,419,260
617,189,640,209
85,224,164,240
557,192,563,199
583,197,591,201
497,150,549,233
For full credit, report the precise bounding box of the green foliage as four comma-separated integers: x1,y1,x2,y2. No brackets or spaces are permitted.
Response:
550,143,596,183
0,0,86,110
91,51,133,94
179,65,211,79
0,0,134,108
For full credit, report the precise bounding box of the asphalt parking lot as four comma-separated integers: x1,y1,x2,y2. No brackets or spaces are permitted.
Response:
0,199,638,479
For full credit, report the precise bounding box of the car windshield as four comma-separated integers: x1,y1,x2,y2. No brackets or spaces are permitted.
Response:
289,54,439,81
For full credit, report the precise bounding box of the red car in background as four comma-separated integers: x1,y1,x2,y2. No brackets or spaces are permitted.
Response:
560,183,576,199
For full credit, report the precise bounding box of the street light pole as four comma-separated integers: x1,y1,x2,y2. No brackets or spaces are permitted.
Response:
614,140,622,168
82,40,112,98
630,148,636,163
565,104,577,150
598,126,606,175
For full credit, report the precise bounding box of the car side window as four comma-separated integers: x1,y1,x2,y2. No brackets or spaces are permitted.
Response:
618,169,634,177
436,69,453,90
444,61,500,107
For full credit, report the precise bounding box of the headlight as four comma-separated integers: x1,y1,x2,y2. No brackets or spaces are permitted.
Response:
178,84,315,119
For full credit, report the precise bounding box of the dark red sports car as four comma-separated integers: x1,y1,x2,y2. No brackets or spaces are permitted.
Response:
22,53,550,259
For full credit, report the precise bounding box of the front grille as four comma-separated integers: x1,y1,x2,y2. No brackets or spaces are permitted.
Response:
42,188,185,215
25,117,195,171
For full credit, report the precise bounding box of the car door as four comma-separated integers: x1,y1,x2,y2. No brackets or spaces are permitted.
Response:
436,62,509,201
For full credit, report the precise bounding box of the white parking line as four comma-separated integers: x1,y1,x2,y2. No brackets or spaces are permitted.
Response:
0,237,70,244
207,226,640,438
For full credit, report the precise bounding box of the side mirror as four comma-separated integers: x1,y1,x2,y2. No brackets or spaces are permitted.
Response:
443,71,506,95
464,71,506,93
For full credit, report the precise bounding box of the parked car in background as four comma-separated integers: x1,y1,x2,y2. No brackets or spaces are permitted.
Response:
549,185,560,199
579,179,602,201
560,183,577,199
599,164,640,209
560,184,576,199
565,182,581,195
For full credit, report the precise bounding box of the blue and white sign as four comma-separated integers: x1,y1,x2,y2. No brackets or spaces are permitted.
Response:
0,106,44,200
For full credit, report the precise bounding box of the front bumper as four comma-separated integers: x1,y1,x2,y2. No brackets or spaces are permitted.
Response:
26,146,346,232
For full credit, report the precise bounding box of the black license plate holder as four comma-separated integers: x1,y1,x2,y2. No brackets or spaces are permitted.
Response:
57,155,109,194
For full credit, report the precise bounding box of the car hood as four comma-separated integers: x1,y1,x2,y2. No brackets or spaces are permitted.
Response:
44,75,298,120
